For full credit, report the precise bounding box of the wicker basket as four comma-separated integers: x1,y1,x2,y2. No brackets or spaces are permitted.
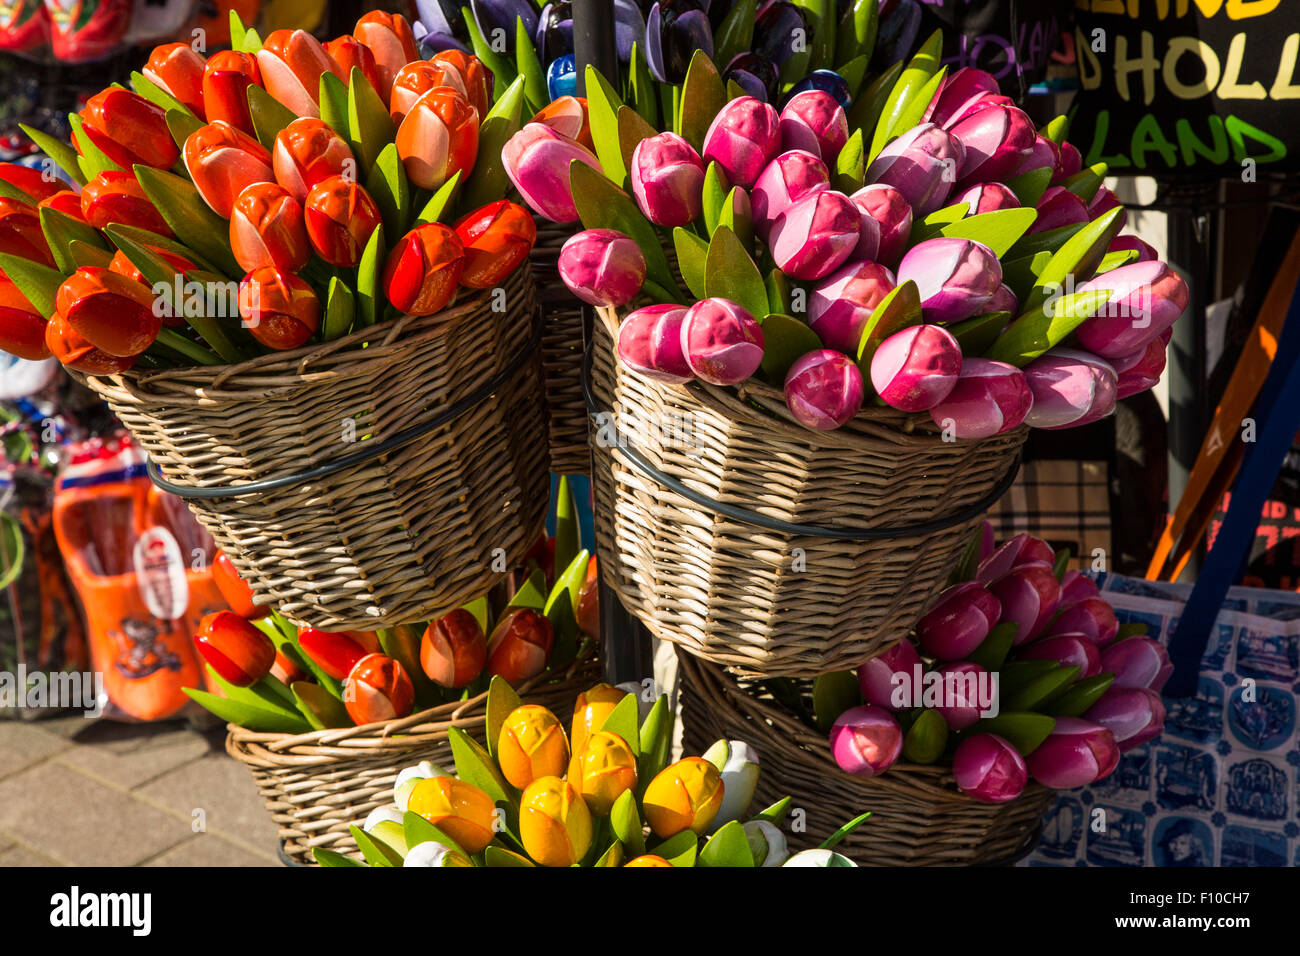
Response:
677,651,1053,866
76,266,549,630
531,220,589,476
587,307,1026,677
229,654,602,865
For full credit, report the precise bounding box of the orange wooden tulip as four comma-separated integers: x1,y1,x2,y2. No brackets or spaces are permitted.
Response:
106,248,190,329
271,648,306,685
296,627,381,680
0,197,55,267
271,117,355,203
55,267,160,358
642,757,725,838
44,313,135,375
419,608,486,688
0,162,64,203
0,278,50,360
407,776,496,853
302,175,381,268
431,50,491,122
519,776,592,867
354,10,418,95
452,199,536,289
202,50,262,135
79,170,172,237
389,60,468,126
211,549,268,620
144,42,207,118
183,121,274,219
230,182,309,274
532,96,594,152
237,265,320,350
382,223,464,316
624,855,673,867
342,653,415,725
498,704,570,790
325,35,384,105
576,555,599,637
255,29,344,119
570,683,625,756
38,189,87,223
194,609,275,687
486,607,554,685
394,86,479,191
78,88,179,171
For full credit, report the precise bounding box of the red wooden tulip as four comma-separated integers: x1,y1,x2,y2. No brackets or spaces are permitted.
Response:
0,278,50,360
195,610,276,687
271,117,355,203
184,121,274,219
297,628,382,681
202,50,262,135
238,266,320,350
271,649,307,685
343,653,415,725
395,86,479,191
326,35,384,105
452,200,536,289
55,267,160,357
212,549,268,620
0,197,55,267
256,29,344,119
576,556,599,638
230,182,309,274
303,175,381,267
44,313,136,375
432,50,491,123
486,608,554,684
0,162,64,203
389,60,469,126
79,170,172,237
38,189,87,223
354,10,418,95
420,608,487,688
78,88,178,171
382,223,465,316
144,42,207,118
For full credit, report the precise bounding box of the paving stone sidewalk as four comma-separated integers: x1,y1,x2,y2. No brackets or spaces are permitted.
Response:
0,714,281,867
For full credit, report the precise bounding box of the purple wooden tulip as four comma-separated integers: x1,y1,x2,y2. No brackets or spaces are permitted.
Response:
807,260,896,353
1017,633,1101,678
617,303,692,384
1073,261,1189,359
502,122,602,223
558,229,646,306
753,0,808,67
1014,134,1061,177
1088,185,1126,229
988,283,1018,316
897,237,1002,323
769,189,860,281
950,104,1036,187
680,297,764,385
1045,597,1119,646
1085,687,1166,752
1053,141,1083,184
1060,569,1100,606
1022,348,1117,430
916,581,1001,661
954,182,1020,216
1108,234,1158,263
722,52,777,103
1113,336,1168,399
783,349,864,430
857,639,923,711
631,131,706,227
701,95,781,188
646,1,714,83
751,150,829,241
927,67,999,129
866,123,965,218
1099,637,1173,692
976,533,1056,585
989,562,1061,646
870,324,962,412
934,661,989,731
953,733,1028,804
850,184,912,267
779,90,848,165
1025,717,1119,789
829,704,903,778
469,0,538,53
929,358,1031,440
1029,185,1090,235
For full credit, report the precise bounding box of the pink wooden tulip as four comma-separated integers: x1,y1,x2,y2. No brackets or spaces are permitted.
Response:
927,68,999,129
897,238,1002,323
1099,637,1173,693
557,228,646,307
1030,185,1090,235
829,705,902,778
1085,687,1166,752
779,90,848,164
928,358,1031,440
1026,718,1119,789
1060,569,1100,605
807,260,895,353
701,96,781,188
617,304,692,384
783,349,864,430
1113,336,1168,399
768,189,860,281
866,123,965,218
680,298,764,386
502,123,603,223
751,150,829,241
1074,261,1189,359
933,661,989,731
1017,633,1101,678
989,562,1061,645
949,103,1036,187
857,639,923,711
954,182,1020,215
953,733,1027,803
1045,597,1119,646
849,183,911,267
1023,348,1117,430
870,324,962,412
630,132,705,227
976,533,1056,585
1108,234,1158,262
916,581,1001,661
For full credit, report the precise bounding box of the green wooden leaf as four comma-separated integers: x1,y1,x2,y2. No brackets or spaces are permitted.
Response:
130,71,195,119
415,170,462,226
1097,247,1139,274
355,225,387,328
801,0,837,69
133,165,241,277
1115,622,1149,641
462,4,516,98
673,227,709,300
571,161,682,298
855,279,922,379
348,66,396,177
515,17,548,113
247,85,297,151
312,848,363,867
868,29,943,163
403,810,469,855
820,810,872,851
758,312,822,386
1005,167,1053,208
584,66,627,188
837,54,871,101
1001,250,1054,303
555,475,580,579
701,161,729,237
1007,222,1086,263
628,41,659,128
847,61,903,141
972,712,1056,756
902,707,948,763
461,76,525,211
751,797,793,823
594,693,641,756
945,310,1008,357
594,841,624,867
932,208,1038,258
1053,548,1072,581
321,276,355,342
66,239,112,269
67,115,121,180
766,268,792,315
704,225,768,323
0,254,62,320
228,9,247,51
484,846,535,867
0,512,25,590
506,567,547,612
715,0,758,67
889,66,947,154
653,830,699,867
678,51,726,154
636,694,672,794
1025,207,1125,314
366,143,411,245
1005,665,1080,713
837,0,879,69
292,681,350,730
350,824,402,867
544,549,588,668
486,676,524,759
812,670,862,734
19,124,85,187
240,27,262,54
834,127,866,194
616,106,657,178
985,289,1112,367
609,789,646,857
448,726,513,805
104,223,222,275
1045,674,1116,718
698,819,755,867
38,206,108,275
319,71,350,141
163,110,202,157
1042,114,1070,146
181,687,311,733
966,621,1018,672
0,176,36,204
719,187,752,251
1061,162,1108,203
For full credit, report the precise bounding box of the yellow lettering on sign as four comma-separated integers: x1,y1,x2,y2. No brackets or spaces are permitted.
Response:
1219,33,1267,98
1163,36,1221,98
1076,26,1105,89
1126,0,1172,18
1093,0,1126,14
1115,32,1160,104
1227,0,1281,20
1271,34,1300,98
1188,0,1225,16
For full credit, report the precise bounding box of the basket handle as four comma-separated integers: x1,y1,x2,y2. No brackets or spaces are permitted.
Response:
581,337,1021,540
147,313,544,500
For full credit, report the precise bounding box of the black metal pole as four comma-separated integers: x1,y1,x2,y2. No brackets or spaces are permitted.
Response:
573,0,654,687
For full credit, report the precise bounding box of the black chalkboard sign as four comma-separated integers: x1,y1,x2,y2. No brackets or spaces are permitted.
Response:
917,0,1072,97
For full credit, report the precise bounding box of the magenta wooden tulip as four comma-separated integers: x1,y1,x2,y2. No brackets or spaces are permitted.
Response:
933,661,988,731
617,303,692,384
976,533,1056,586
952,733,1027,804
1026,718,1119,789
989,562,1061,646
1089,185,1126,228
701,96,781,189
849,183,911,267
829,705,902,778
807,260,895,353
630,131,705,227
751,150,829,242
954,182,1020,216
1030,185,1090,235
1014,134,1061,177
927,67,999,129
1085,687,1166,752
870,324,962,412
1113,336,1168,399
916,581,1001,661
1045,597,1119,646
1074,261,1189,359
897,238,1002,323
768,189,860,281
1060,569,1100,605
1017,633,1101,678
1053,141,1083,183
783,349,864,430
1099,637,1173,692
502,123,602,223
1023,348,1117,430
949,103,1036,187
1108,234,1158,263
866,123,965,218
557,228,646,307
988,283,1018,316
779,90,848,164
928,358,1031,439
679,298,764,386
857,639,923,711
